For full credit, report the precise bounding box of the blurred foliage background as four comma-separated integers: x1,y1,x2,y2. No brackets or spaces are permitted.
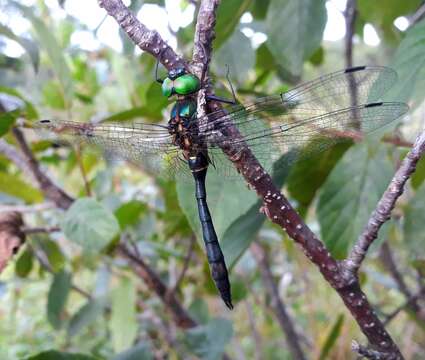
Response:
0,0,425,359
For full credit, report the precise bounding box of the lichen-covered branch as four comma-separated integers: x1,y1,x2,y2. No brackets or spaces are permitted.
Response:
344,129,425,276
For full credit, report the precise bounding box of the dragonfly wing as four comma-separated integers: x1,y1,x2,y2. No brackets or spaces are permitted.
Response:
199,65,398,132
204,102,409,176
35,120,183,178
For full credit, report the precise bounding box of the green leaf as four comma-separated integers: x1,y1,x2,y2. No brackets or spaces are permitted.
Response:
39,238,66,272
404,183,425,257
184,318,233,360
387,19,425,107
115,200,147,229
0,23,40,71
176,171,258,263
47,270,72,329
287,142,351,215
221,152,294,267
62,198,120,253
25,350,99,360
0,111,16,137
357,0,421,43
214,0,252,49
42,81,66,109
318,314,345,360
0,172,43,203
411,155,425,189
68,298,107,337
0,86,38,120
15,3,73,107
112,343,153,360
15,247,33,278
101,107,156,123
317,144,393,258
110,278,138,352
265,0,327,76
251,0,271,19
212,30,255,84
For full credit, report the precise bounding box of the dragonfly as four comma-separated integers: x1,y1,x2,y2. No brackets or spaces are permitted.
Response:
36,65,409,309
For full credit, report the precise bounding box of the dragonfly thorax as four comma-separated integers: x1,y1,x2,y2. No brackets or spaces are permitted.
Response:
168,99,199,154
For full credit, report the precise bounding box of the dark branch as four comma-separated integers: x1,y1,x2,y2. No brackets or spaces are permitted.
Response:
117,243,197,329
98,0,185,71
12,128,74,210
344,130,425,276
380,242,425,323
251,242,307,360
344,0,357,68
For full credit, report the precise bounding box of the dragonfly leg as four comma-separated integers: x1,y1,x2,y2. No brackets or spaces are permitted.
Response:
206,64,237,105
188,153,233,309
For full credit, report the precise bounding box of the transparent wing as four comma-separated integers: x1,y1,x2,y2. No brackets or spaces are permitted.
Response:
202,102,409,178
199,65,397,132
190,66,405,177
35,119,184,178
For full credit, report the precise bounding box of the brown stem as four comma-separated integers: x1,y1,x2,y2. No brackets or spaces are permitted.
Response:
98,0,185,71
344,0,357,68
380,242,425,322
344,130,425,276
12,128,74,210
169,235,195,296
117,243,197,329
251,242,306,360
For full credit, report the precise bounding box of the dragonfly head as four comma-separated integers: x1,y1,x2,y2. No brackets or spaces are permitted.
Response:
162,68,201,98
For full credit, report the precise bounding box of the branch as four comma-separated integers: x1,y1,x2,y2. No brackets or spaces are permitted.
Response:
11,128,73,210
410,1,425,26
344,0,357,68
0,139,34,178
0,202,56,213
344,129,425,276
98,0,185,71
380,242,425,323
250,242,307,360
117,243,197,329
191,0,219,80
352,341,400,360
383,289,425,326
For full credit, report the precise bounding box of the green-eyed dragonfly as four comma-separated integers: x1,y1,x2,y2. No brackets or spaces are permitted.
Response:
36,65,409,309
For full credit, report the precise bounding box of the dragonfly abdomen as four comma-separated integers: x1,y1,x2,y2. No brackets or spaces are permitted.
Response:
189,153,233,309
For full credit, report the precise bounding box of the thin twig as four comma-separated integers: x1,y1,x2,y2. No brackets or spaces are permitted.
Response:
98,0,185,71
12,128,73,210
0,203,56,213
344,0,357,69
169,235,195,295
380,242,425,322
383,289,425,326
117,243,197,329
344,129,425,277
409,2,425,26
0,139,34,179
250,242,306,360
22,226,61,234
